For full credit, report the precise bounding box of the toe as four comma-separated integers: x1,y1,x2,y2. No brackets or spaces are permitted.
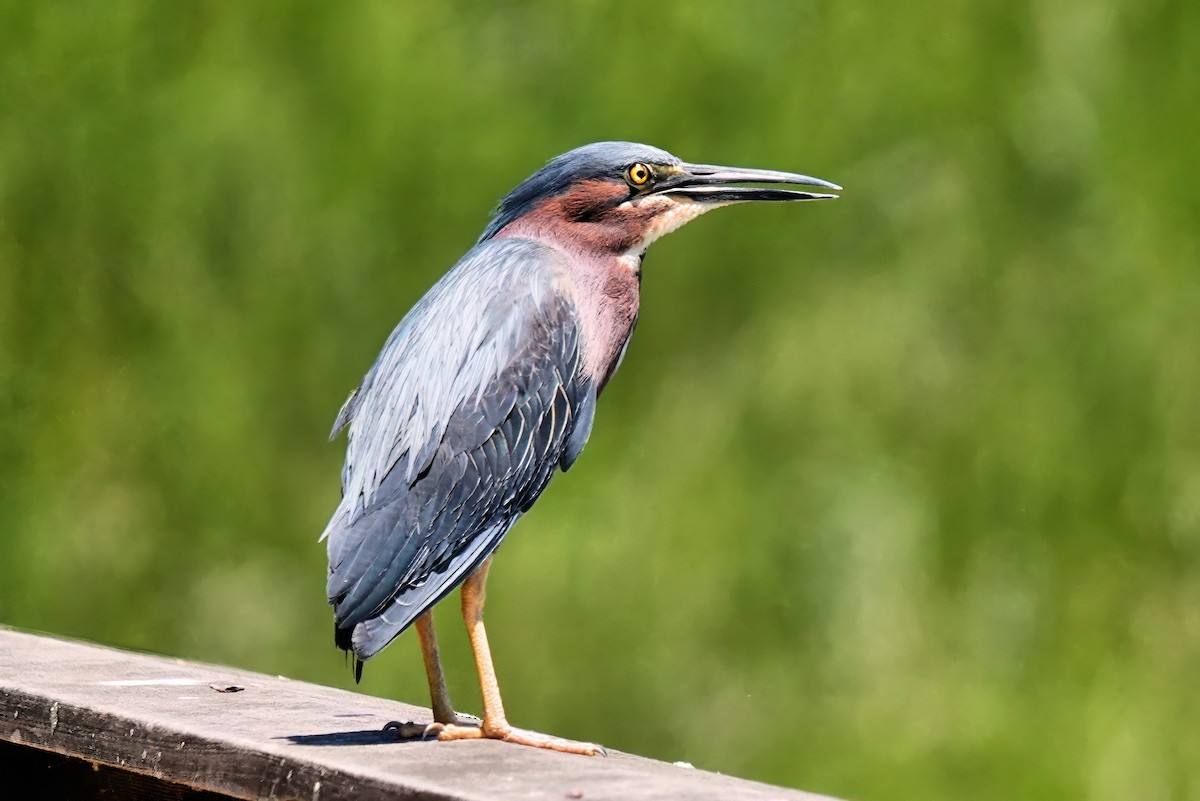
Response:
435,723,485,742
383,720,444,740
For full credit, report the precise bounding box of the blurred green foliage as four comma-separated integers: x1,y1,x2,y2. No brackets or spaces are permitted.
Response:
2,2,1198,799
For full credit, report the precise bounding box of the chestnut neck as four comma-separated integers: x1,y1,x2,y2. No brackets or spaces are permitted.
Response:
490,181,645,390
491,179,658,260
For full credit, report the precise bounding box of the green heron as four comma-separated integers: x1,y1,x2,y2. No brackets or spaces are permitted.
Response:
321,142,839,755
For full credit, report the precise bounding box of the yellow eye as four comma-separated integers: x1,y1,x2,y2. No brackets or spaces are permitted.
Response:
626,162,652,186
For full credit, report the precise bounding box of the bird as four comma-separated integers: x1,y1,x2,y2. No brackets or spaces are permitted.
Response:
320,142,839,756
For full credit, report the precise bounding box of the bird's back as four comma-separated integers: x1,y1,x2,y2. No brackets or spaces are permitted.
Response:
324,237,597,661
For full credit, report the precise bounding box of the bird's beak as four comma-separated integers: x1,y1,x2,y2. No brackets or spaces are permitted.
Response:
653,162,841,203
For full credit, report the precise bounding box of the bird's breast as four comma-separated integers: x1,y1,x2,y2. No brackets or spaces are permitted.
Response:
571,255,641,393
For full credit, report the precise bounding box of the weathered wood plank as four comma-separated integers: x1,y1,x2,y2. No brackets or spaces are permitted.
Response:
0,738,234,800
0,628,842,801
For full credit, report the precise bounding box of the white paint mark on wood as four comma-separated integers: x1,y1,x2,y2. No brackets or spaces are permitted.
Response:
98,678,208,687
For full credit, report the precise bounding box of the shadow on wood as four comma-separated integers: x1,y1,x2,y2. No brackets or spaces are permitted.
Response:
280,729,411,747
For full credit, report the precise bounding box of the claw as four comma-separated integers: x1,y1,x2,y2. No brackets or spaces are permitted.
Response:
383,720,438,739
384,712,483,741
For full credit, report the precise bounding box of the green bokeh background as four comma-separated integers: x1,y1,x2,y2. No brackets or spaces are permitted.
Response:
2,3,1197,800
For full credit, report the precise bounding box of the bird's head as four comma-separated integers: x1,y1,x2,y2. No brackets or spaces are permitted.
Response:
481,141,839,256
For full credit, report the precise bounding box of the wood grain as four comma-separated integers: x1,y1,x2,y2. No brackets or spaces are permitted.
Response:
0,627,842,801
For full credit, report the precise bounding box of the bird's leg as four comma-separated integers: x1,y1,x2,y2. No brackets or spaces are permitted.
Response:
433,556,604,756
384,611,480,738
415,610,459,725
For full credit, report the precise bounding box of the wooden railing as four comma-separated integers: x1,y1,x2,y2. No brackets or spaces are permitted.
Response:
0,627,842,800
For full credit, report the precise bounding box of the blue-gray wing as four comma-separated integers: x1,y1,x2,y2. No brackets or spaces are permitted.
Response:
322,238,596,661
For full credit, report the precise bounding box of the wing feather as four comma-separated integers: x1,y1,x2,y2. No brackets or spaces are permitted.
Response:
323,238,598,660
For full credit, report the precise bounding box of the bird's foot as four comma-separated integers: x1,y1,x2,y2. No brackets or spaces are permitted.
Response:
431,720,605,756
384,712,481,740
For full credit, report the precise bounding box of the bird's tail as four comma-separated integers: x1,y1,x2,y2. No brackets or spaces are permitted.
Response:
335,624,366,683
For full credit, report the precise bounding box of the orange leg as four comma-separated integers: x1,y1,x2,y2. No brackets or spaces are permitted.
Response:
385,611,479,737
433,556,604,756
414,611,458,725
